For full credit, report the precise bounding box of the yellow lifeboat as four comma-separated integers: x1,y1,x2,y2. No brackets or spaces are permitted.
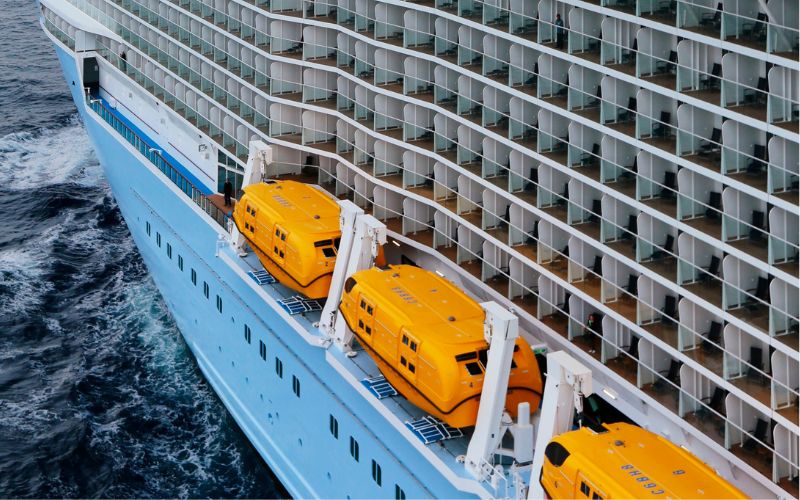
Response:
339,264,542,428
540,422,747,499
233,180,341,299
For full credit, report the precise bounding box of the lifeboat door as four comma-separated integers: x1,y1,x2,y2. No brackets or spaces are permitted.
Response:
399,329,419,383
272,224,288,265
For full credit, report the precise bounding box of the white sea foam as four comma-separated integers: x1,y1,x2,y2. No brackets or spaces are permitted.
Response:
0,116,100,190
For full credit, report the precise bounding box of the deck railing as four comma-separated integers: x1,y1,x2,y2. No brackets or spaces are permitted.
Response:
84,90,230,228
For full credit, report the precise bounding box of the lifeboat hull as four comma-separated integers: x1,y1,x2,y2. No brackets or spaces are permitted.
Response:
247,236,333,300
359,337,540,429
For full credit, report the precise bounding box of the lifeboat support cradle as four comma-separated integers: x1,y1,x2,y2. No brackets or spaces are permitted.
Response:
229,140,273,255
464,302,534,489
318,199,386,351
527,351,593,499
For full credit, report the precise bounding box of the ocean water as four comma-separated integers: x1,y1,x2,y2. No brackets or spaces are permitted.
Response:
0,2,284,497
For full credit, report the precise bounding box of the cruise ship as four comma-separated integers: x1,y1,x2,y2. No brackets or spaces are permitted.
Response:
38,0,799,498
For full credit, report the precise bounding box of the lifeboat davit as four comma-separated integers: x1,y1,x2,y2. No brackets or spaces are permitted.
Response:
339,264,543,428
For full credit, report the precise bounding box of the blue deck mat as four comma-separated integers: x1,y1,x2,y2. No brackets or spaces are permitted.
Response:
278,295,323,315
361,375,398,399
247,269,277,285
405,416,463,445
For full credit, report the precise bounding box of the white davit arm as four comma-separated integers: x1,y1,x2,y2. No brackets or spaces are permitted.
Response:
318,200,386,351
229,141,272,253
527,351,593,500
465,302,520,482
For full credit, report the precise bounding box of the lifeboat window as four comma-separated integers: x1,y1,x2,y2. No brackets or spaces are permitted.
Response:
402,335,408,345
280,233,286,241
344,277,357,293
409,341,417,352
466,362,482,375
250,225,254,233
580,482,590,497
334,238,341,249
592,493,602,500
455,352,478,362
360,300,366,310
279,251,284,258
245,222,250,230
544,441,570,467
400,356,407,367
408,363,415,373
314,239,332,247
273,246,279,254
365,326,372,335
322,247,336,258
367,305,374,315
358,320,364,329
478,349,489,368
275,229,280,237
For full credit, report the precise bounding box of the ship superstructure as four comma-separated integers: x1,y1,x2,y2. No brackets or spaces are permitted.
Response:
38,0,798,498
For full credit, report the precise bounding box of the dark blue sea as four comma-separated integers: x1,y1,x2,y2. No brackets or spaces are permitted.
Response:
0,2,284,497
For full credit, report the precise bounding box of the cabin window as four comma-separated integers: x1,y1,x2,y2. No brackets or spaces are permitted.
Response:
394,485,406,500
344,277,356,293
580,482,590,497
244,324,252,344
544,441,570,467
292,375,301,397
178,255,184,271
216,295,223,313
466,362,482,376
371,460,382,486
259,340,266,360
191,269,197,285
275,357,283,378
203,282,209,299
156,232,161,247
146,221,151,236
349,437,359,461
329,415,338,439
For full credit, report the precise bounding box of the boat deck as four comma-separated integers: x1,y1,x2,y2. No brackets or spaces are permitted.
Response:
224,245,505,496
